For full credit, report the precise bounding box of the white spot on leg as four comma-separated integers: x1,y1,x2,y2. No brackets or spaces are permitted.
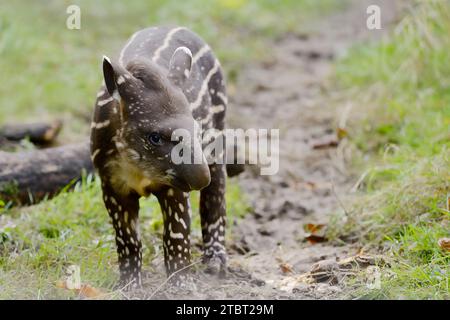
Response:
97,97,113,107
91,120,111,129
91,149,101,162
170,231,184,239
179,217,187,230
207,218,222,233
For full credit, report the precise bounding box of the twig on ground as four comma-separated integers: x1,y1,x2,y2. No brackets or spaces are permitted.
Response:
331,181,350,217
350,169,370,193
146,259,202,300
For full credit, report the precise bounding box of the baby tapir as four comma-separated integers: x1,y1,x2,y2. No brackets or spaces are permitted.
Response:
90,26,228,287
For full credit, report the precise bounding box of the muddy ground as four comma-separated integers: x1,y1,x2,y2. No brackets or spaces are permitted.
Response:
136,0,401,300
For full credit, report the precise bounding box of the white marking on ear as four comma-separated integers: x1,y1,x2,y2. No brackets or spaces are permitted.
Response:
178,46,192,57
168,46,193,86
103,55,121,102
112,89,121,101
117,75,125,85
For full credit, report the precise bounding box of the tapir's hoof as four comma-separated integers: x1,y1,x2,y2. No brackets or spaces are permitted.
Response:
203,252,227,278
116,278,142,292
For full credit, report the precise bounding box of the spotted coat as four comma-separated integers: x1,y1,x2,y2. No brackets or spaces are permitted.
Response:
90,26,227,288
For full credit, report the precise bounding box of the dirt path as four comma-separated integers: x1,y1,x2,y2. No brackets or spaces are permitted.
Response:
224,0,401,299
142,0,400,300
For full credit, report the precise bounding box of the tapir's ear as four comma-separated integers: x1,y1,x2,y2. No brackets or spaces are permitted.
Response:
168,47,192,87
102,55,124,101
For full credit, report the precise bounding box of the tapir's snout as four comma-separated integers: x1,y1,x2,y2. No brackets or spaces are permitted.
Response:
184,163,211,191
170,163,210,192
168,118,211,191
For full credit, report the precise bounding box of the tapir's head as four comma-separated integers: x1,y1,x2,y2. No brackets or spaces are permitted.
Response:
102,47,210,192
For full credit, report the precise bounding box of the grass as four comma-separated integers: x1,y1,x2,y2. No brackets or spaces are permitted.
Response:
0,175,248,299
328,0,450,299
0,0,343,299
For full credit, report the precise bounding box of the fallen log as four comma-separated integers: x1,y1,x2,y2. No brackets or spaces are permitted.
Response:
0,120,62,145
0,142,94,205
0,138,246,206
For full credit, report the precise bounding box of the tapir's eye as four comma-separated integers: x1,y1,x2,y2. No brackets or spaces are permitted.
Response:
148,132,163,146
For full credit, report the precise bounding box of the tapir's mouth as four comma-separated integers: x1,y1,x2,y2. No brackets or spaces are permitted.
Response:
169,176,192,192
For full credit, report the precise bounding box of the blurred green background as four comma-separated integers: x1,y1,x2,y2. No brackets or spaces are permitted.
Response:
0,0,340,142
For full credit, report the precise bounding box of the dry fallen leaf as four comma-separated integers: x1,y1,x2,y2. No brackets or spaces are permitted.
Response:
310,134,339,150
279,262,294,274
275,257,294,274
337,127,348,140
438,238,450,252
56,265,105,299
305,234,327,244
56,281,104,299
303,223,327,244
304,223,326,234
78,284,104,298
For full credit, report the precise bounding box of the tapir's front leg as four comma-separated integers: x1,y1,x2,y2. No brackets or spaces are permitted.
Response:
155,188,192,276
101,182,142,288
200,163,227,274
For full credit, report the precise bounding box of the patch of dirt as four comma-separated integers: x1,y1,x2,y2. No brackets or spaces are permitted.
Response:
136,0,402,300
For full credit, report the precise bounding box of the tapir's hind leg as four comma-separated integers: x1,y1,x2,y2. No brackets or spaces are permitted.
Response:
200,66,228,274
